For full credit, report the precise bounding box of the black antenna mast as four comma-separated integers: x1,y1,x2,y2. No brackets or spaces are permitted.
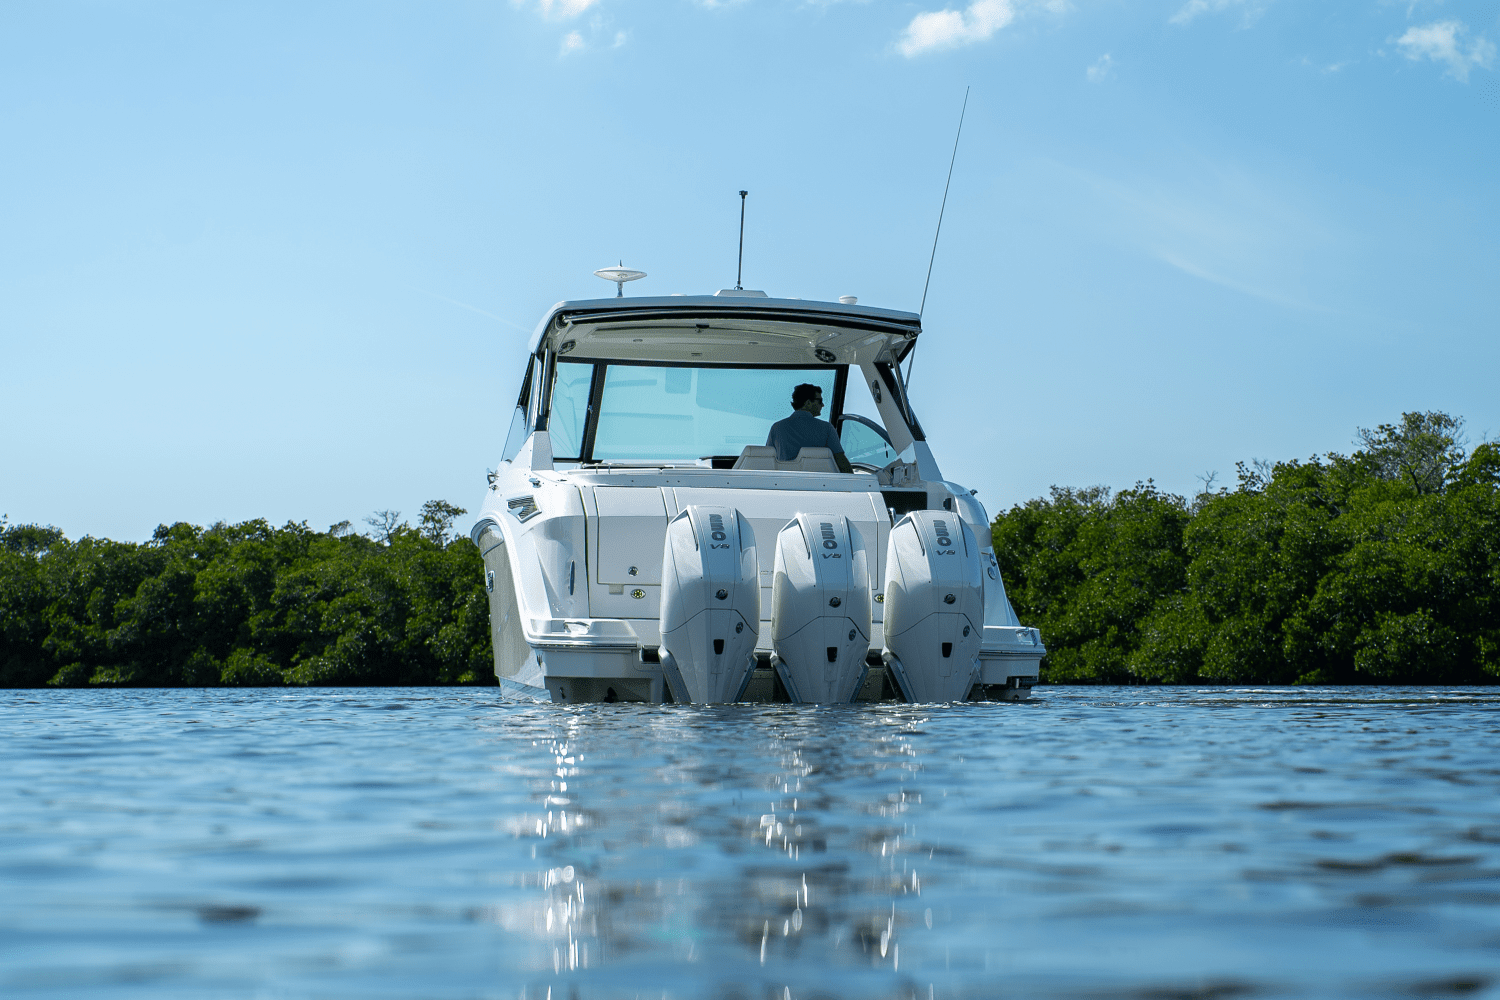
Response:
909,87,969,387
735,190,748,290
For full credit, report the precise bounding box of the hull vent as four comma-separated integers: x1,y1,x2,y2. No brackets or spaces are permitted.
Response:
507,496,541,522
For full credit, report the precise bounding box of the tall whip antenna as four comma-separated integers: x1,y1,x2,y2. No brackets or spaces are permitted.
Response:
920,87,968,318
735,190,748,290
910,87,969,387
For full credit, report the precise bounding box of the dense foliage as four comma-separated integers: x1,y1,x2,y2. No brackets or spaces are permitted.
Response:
0,502,493,687
995,413,1500,685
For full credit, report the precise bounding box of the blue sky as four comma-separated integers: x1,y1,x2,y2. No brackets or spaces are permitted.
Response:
2,0,1496,542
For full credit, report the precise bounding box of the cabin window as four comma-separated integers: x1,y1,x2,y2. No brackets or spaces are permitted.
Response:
501,357,536,463
549,361,594,460
527,355,545,426
588,365,838,463
500,407,529,463
839,415,898,468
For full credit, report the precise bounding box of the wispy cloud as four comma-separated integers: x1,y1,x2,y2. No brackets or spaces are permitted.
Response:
1299,56,1352,74
1169,0,1266,28
1155,250,1330,313
1086,53,1114,82
516,0,624,58
1043,156,1341,314
897,0,1061,58
411,288,531,334
1395,20,1495,82
535,0,600,18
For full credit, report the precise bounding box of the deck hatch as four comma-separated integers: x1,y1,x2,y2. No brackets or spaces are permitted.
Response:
592,487,669,585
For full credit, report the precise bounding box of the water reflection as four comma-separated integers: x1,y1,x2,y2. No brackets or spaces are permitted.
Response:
480,704,965,995
484,694,1500,998
1,689,1499,998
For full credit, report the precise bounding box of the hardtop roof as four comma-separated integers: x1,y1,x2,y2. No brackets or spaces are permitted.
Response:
527,294,923,367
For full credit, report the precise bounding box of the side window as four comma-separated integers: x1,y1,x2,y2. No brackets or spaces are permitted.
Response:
549,361,594,460
501,358,535,463
527,356,544,426
500,406,529,463
840,415,897,467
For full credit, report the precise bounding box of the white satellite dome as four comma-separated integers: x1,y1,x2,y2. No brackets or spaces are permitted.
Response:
594,264,647,297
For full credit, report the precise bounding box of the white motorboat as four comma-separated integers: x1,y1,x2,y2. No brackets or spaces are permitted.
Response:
470,285,1045,703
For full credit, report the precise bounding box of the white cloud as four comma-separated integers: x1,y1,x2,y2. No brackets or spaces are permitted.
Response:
1086,52,1113,82
538,0,599,18
897,0,1061,58
1169,0,1265,28
519,2,622,58
1395,20,1495,82
1300,56,1352,74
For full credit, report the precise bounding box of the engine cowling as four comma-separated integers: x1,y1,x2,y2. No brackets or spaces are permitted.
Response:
658,506,760,704
771,514,871,703
882,511,984,702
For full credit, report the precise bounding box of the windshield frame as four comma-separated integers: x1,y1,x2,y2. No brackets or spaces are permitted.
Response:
542,357,852,464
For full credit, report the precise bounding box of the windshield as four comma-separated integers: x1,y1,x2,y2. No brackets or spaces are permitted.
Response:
549,363,843,462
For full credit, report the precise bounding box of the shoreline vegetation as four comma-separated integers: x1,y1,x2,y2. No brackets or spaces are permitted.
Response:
2,412,1496,689
0,501,492,688
997,412,1498,685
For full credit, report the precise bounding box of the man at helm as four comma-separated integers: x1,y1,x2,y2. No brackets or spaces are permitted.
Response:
766,383,854,474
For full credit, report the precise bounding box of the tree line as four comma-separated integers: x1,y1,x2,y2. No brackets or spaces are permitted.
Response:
0,501,493,687
993,412,1500,684
3,411,1496,688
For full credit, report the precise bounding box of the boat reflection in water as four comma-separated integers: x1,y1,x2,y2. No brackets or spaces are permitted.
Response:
474,703,961,993
462,688,1500,999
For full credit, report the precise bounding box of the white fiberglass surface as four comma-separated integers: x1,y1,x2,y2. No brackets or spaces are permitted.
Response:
590,365,837,463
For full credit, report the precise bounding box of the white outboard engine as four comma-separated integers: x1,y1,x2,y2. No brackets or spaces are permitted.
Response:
658,506,760,703
882,511,985,702
771,514,871,703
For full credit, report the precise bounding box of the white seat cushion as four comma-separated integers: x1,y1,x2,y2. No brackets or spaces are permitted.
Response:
776,447,838,473
732,445,778,470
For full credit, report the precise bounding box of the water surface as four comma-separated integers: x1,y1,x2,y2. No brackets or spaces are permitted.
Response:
2,687,1498,999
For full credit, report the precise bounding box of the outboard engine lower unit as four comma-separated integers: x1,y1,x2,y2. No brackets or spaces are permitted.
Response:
659,506,760,703
771,514,871,703
882,511,984,702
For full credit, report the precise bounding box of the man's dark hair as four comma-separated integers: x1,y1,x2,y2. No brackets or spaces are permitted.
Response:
791,383,823,409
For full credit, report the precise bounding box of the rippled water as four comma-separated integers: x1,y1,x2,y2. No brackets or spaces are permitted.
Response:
2,688,1499,999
